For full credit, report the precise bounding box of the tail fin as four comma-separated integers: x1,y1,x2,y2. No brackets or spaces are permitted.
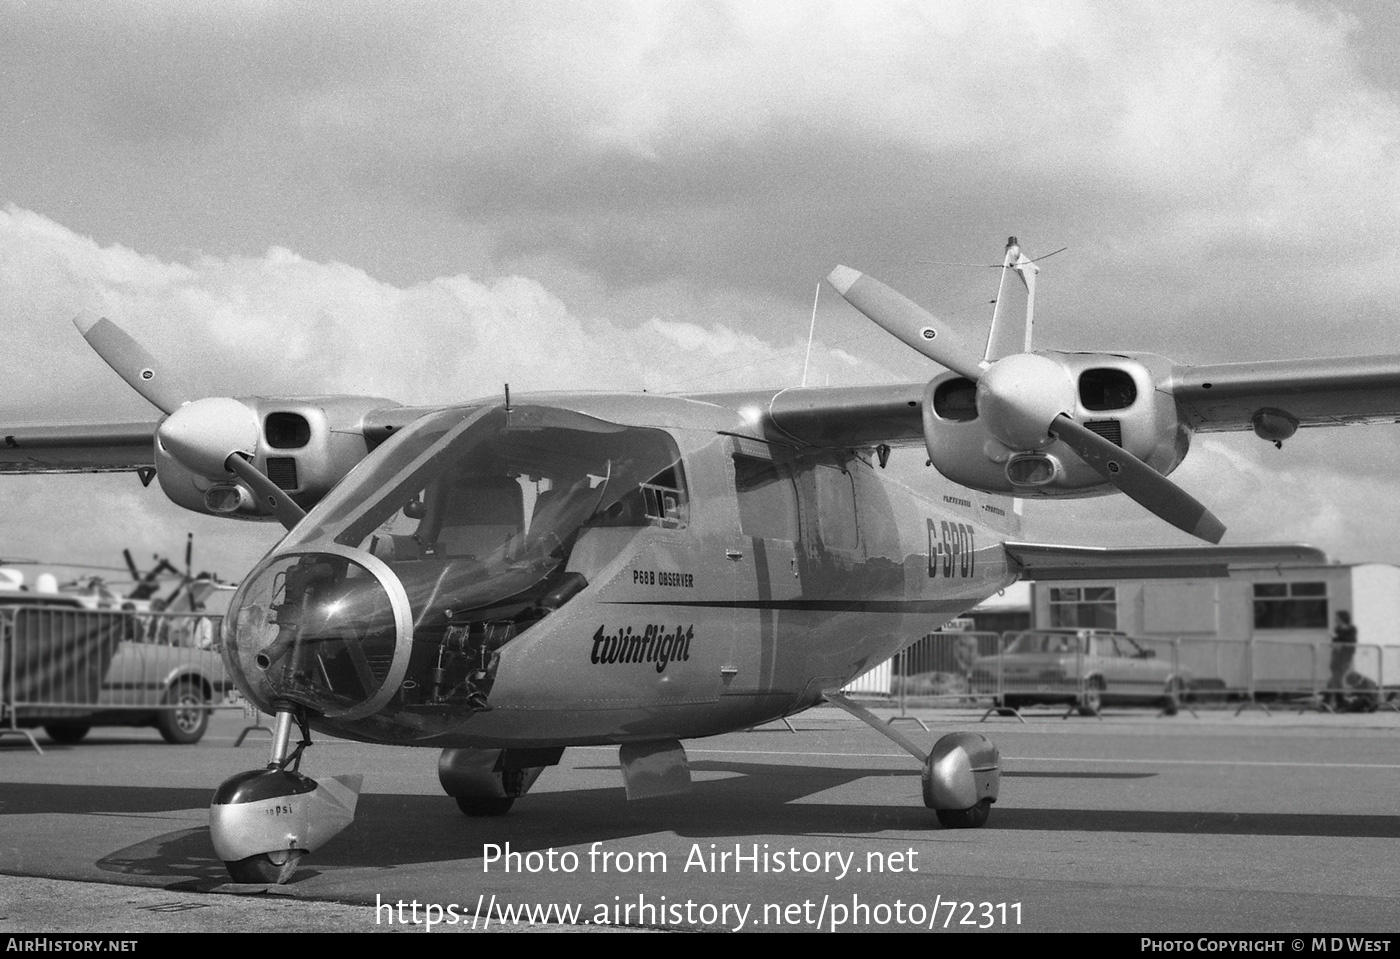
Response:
980,237,1036,532
982,236,1039,362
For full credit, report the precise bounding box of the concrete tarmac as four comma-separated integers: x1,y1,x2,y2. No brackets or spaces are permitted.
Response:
0,704,1397,934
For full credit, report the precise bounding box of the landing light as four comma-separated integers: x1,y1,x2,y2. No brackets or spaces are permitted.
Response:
204,484,252,513
1005,453,1060,487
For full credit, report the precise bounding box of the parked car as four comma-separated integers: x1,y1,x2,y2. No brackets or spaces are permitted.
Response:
0,592,228,744
970,629,1188,715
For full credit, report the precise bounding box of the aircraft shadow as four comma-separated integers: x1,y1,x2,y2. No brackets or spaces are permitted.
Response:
990,808,1400,838
97,828,231,883
0,781,212,815
0,760,1390,887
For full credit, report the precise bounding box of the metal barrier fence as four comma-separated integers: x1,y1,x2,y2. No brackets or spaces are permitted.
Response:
1175,636,1250,702
887,630,1399,720
1250,640,1391,713
0,605,233,752
892,631,1001,712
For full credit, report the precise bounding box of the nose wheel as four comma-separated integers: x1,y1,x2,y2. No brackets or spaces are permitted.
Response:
226,848,304,885
210,707,362,885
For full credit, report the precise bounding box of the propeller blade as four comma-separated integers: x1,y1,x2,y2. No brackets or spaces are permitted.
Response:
225,455,307,532
73,316,191,415
826,266,986,381
1051,415,1226,544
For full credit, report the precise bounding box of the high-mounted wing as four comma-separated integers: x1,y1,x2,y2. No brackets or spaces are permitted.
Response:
0,316,413,528
824,243,1400,543
1171,355,1400,438
692,384,926,449
0,422,158,473
1004,541,1328,581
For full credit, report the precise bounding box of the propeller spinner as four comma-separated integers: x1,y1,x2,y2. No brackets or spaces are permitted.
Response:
826,267,1225,544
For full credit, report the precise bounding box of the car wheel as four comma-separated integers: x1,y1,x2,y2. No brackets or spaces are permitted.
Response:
156,679,210,744
1077,677,1104,717
1162,677,1185,716
43,725,90,745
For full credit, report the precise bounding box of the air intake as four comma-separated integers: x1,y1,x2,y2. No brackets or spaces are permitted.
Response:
266,457,299,491
1084,420,1123,447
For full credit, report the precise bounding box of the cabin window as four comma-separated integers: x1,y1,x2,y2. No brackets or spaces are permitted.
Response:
733,454,798,541
580,459,688,532
1048,586,1118,629
1252,582,1328,629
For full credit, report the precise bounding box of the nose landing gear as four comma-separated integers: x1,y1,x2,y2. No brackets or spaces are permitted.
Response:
210,707,362,884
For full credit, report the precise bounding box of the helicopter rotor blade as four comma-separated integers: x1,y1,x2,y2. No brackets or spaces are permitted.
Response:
123,549,142,582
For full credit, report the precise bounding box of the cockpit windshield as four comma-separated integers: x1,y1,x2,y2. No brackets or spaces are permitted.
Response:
295,404,686,626
225,404,688,738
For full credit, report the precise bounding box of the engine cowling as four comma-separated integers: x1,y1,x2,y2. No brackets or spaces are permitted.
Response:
922,352,1191,497
156,395,400,519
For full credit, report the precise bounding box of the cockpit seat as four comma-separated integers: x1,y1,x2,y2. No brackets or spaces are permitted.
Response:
369,533,426,563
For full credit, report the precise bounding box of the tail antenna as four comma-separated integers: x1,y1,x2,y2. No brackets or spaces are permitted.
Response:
801,281,821,388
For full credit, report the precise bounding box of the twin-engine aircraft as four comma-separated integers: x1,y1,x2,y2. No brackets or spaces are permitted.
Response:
4,238,1395,885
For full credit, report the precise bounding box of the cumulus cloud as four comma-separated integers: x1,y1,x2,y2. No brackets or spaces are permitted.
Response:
0,206,888,409
7,1,1399,315
3,3,1400,579
0,206,890,577
1019,429,1400,563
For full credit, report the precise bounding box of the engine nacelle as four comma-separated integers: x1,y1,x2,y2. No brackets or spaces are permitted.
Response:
156,395,400,520
922,352,1192,497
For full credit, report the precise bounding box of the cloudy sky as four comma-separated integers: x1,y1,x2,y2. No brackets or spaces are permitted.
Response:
2,0,1400,589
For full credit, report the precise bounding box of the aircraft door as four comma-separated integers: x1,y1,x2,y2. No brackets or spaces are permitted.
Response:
728,439,802,697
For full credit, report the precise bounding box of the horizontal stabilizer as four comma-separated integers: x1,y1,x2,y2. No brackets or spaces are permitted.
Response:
1004,541,1327,581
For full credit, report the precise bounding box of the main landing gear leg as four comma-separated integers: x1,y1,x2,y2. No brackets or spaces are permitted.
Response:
209,706,362,885
823,692,1001,828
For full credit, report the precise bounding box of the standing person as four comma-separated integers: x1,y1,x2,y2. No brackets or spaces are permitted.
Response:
1327,610,1357,709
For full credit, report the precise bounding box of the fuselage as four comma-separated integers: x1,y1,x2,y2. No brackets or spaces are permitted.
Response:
221,389,1019,748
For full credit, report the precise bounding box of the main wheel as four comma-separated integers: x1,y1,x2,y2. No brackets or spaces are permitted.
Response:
1077,677,1105,717
455,796,514,817
156,680,210,744
43,725,90,745
936,798,991,829
225,849,303,884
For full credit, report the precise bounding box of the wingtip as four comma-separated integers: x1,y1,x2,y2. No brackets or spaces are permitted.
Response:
826,265,861,296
